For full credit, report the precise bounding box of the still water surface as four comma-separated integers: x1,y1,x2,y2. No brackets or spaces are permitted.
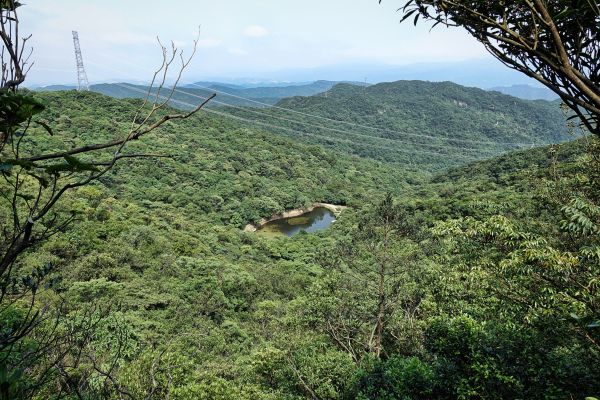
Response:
257,207,336,237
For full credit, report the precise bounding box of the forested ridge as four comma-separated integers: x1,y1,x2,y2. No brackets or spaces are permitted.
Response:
3,88,599,398
81,80,574,170
26,91,421,226
73,80,365,110
224,80,573,168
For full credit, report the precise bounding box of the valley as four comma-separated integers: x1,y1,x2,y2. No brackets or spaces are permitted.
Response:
4,83,598,398
3,1,599,396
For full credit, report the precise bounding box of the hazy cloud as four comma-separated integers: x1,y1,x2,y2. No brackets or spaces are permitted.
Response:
228,48,248,56
19,0,491,85
100,32,156,45
244,25,268,38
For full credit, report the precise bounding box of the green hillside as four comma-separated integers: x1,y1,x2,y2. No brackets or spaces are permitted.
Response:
226,80,573,168
72,81,573,171
28,91,419,226
188,80,365,99
4,90,599,399
88,80,574,171
87,81,366,110
90,83,272,108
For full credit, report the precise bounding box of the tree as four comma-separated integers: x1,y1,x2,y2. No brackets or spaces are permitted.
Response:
431,142,600,351
0,1,214,397
383,0,600,135
308,195,426,361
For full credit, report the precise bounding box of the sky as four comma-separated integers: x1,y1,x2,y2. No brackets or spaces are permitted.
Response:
20,0,495,86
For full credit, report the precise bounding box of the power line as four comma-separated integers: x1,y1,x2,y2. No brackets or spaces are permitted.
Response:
204,108,481,160
60,49,544,159
45,55,554,150
114,83,477,159
113,83,483,160
66,54,544,150
165,85,500,156
185,82,542,148
41,61,489,157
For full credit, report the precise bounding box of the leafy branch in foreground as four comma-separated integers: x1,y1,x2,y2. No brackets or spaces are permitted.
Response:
0,0,214,397
383,0,600,135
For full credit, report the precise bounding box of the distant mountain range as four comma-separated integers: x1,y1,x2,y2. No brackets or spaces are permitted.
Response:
184,80,367,101
197,59,540,89
32,58,547,93
34,79,560,104
186,81,318,89
35,84,77,91
34,80,367,109
488,84,559,101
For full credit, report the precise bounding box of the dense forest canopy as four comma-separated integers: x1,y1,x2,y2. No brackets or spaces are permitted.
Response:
4,89,600,399
1,0,600,399
264,80,573,166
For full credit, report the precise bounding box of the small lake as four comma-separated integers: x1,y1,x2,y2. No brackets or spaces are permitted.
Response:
257,207,337,237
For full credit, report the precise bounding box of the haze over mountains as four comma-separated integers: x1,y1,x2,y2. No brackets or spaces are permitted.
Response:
219,59,534,88
489,84,559,101
36,79,557,102
32,58,549,91
34,59,558,105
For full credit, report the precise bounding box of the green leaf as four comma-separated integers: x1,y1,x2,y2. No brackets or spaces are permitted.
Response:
400,9,417,23
569,312,580,320
0,92,45,129
555,7,575,20
413,13,420,26
0,0,22,11
44,156,99,174
34,120,54,136
0,159,35,170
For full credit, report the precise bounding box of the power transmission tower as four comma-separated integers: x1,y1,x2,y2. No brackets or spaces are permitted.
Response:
72,31,89,91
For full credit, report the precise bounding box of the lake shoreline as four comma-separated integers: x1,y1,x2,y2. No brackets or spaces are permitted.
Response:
243,203,347,233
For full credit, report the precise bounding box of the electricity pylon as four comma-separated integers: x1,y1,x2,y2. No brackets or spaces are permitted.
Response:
72,31,89,91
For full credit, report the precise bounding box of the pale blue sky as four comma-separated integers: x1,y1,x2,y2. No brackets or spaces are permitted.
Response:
21,0,491,86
